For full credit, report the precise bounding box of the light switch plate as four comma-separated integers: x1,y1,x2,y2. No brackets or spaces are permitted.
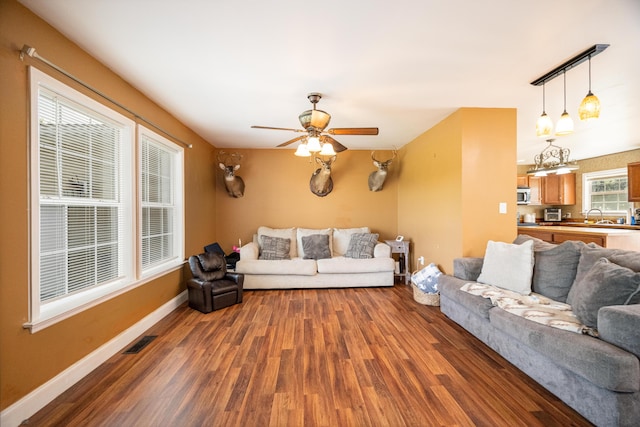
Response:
499,202,507,214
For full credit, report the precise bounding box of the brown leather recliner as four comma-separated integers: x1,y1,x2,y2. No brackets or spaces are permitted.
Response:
187,252,244,313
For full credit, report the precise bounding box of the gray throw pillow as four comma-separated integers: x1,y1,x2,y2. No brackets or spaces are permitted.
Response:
259,235,291,260
568,246,640,305
570,258,640,328
345,233,379,259
302,234,331,260
531,240,586,302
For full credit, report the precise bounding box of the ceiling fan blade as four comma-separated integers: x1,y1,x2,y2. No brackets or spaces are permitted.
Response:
326,127,379,136
322,135,348,153
251,125,306,133
277,135,305,147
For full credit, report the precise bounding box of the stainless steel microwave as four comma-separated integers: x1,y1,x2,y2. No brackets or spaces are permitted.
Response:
517,187,531,205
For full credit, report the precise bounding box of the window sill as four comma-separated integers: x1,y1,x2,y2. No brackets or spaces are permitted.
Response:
24,260,186,333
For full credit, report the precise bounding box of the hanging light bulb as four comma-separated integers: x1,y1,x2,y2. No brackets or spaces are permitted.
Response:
578,55,601,121
307,135,321,152
294,142,310,157
319,141,336,156
555,70,574,135
536,81,553,137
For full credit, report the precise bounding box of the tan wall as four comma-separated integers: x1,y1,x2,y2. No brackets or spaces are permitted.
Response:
517,149,640,221
214,149,399,252
0,0,218,410
398,108,517,274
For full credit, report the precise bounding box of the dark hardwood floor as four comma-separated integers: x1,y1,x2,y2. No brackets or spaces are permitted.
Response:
26,285,592,426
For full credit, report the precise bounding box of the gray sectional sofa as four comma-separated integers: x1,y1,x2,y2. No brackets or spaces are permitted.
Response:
439,235,640,426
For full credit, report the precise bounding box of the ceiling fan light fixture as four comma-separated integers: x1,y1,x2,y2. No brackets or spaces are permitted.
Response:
307,135,321,152
294,143,311,157
319,142,336,156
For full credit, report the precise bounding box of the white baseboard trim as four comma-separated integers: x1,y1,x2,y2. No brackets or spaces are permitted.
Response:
1,291,188,427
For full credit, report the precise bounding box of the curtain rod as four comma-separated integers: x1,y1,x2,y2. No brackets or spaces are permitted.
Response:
20,44,193,149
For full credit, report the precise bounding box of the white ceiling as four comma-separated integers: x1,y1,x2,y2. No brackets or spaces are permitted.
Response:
19,0,640,164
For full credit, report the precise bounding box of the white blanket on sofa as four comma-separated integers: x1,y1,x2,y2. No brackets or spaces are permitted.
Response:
461,282,591,335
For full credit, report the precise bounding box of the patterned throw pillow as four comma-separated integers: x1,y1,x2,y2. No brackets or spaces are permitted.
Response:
345,233,379,259
302,234,331,260
259,235,291,260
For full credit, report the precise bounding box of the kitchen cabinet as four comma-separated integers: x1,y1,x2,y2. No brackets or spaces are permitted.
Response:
628,161,640,202
516,175,543,205
542,173,575,205
517,225,640,250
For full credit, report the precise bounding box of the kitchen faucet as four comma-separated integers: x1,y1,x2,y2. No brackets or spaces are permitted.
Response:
585,208,603,223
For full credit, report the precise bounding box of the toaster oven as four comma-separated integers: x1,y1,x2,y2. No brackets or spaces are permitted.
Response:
544,208,562,221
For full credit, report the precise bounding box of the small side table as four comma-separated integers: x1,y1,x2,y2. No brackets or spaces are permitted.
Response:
385,240,410,285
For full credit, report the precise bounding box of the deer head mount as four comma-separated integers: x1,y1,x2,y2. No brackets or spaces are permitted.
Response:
368,150,397,192
217,151,245,198
309,155,337,197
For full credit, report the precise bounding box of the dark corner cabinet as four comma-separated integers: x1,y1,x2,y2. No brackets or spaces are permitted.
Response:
629,161,640,202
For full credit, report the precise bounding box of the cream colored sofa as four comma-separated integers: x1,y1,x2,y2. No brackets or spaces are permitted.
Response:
235,226,395,289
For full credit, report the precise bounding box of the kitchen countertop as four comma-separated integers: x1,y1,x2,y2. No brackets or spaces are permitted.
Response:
519,222,640,231
520,225,640,235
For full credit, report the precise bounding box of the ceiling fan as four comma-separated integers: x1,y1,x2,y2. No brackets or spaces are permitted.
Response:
251,92,379,153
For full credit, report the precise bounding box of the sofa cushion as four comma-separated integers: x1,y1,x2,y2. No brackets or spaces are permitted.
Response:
439,276,495,319
301,234,332,260
235,258,317,275
599,304,640,359
531,240,586,303
489,307,640,392
317,256,395,274
333,227,370,256
570,258,640,328
345,233,379,259
258,235,291,260
477,240,534,295
568,246,640,306
258,226,297,258
297,228,332,258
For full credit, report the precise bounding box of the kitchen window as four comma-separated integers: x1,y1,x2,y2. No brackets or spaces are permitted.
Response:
582,168,628,215
28,68,184,332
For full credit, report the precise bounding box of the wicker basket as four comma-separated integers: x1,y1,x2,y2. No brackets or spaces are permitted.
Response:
412,283,440,306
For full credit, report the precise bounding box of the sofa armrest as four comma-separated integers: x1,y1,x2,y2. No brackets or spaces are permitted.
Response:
453,257,484,281
598,304,640,359
374,242,391,258
240,242,259,260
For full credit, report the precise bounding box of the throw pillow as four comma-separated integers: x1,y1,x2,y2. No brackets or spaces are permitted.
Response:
297,228,332,258
567,246,640,305
570,258,640,328
333,227,370,256
344,233,379,259
258,235,291,260
477,240,534,295
302,234,332,260
257,226,297,258
530,240,586,303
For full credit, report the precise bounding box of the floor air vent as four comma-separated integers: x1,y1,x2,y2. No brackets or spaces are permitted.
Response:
123,335,157,354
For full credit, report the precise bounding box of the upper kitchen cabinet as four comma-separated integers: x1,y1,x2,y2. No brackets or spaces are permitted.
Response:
543,173,576,205
629,162,640,202
528,176,543,205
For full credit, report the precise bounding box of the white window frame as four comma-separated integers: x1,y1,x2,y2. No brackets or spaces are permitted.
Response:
582,168,629,215
138,126,185,279
27,67,184,333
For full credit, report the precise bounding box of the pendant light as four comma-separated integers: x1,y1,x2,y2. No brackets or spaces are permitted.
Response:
555,70,574,135
578,55,601,121
536,81,553,137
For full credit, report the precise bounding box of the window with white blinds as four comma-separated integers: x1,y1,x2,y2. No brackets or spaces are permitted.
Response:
28,67,183,331
139,128,184,275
